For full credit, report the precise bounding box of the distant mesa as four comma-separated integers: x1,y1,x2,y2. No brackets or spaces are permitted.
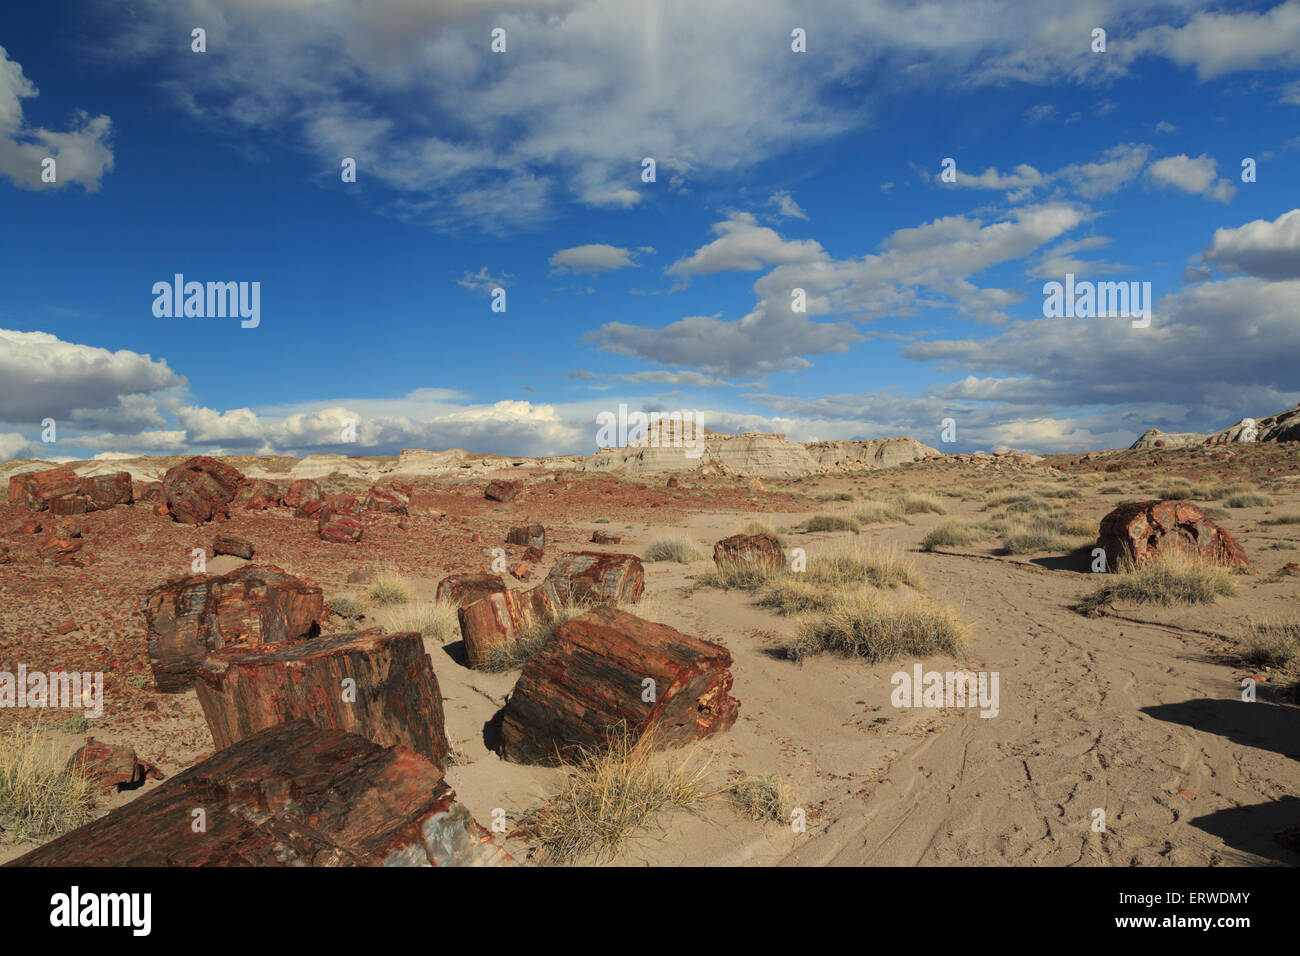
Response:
1131,402,1300,449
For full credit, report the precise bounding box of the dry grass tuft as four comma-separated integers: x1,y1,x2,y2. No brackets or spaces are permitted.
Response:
1078,551,1236,614
517,728,712,865
0,729,97,843
1241,618,1300,668
728,775,795,823
379,598,460,643
368,566,411,605
643,537,702,563
788,590,967,663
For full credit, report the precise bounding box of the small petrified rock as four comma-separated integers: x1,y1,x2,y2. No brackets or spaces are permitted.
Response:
506,524,546,548
163,456,245,524
66,738,165,794
484,479,519,503
712,533,784,570
213,534,255,559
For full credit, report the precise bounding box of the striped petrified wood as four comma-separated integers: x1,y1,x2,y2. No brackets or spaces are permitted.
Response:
9,722,512,867
501,606,739,765
195,630,450,767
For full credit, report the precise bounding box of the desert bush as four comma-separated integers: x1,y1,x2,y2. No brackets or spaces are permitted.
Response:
853,501,910,525
1078,552,1236,614
891,492,946,515
757,578,833,615
330,596,367,620
802,514,860,534
643,537,702,563
1262,512,1300,525
921,520,996,551
729,775,795,823
1241,618,1300,668
1224,491,1274,508
0,729,97,842
517,728,710,865
368,568,410,605
379,598,460,644
788,591,967,663
808,545,922,590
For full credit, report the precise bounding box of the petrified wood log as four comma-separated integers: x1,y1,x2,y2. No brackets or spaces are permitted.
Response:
163,456,245,524
363,486,408,514
79,471,134,509
232,478,281,510
213,534,254,559
283,478,323,515
195,630,450,767
458,586,557,668
142,566,324,692
318,495,363,543
500,606,739,765
544,551,644,605
506,524,546,548
1098,499,1248,569
484,479,519,502
436,571,507,607
713,533,784,570
8,467,80,511
66,738,165,794
10,722,512,867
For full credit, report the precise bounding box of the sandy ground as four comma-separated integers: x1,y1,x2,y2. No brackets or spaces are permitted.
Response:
2,447,1298,865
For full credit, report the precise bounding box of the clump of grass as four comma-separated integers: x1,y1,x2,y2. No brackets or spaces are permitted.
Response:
60,715,88,734
694,557,782,591
787,590,967,663
854,501,910,526
1188,484,1223,499
1262,512,1300,525
594,517,611,524
921,520,996,552
329,595,367,620
1004,498,1051,515
1241,618,1300,668
729,775,795,823
757,577,833,615
643,537,702,563
807,545,922,590
368,567,410,605
1224,491,1274,508
517,728,711,865
891,492,946,515
1077,552,1236,614
801,514,860,534
480,600,591,672
740,520,786,545
816,491,856,502
379,598,460,644
0,729,97,842
982,491,1034,509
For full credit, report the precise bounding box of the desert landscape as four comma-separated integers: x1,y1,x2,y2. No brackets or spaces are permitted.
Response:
2,1,1298,897
2,409,1297,867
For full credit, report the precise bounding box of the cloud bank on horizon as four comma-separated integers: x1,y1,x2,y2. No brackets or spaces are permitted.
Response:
1,0,1298,462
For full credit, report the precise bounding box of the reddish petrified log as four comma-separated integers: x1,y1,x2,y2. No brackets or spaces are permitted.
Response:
8,467,80,511
10,722,512,867
1098,499,1248,569
458,585,558,668
136,481,164,504
213,534,254,559
713,533,784,570
232,478,281,510
318,495,363,543
47,495,92,516
195,631,449,766
545,551,644,605
141,566,323,692
66,738,165,794
506,524,546,548
36,535,81,563
163,456,244,524
590,531,622,544
484,479,519,502
78,471,134,510
284,478,323,516
364,486,408,514
435,572,507,607
500,606,739,765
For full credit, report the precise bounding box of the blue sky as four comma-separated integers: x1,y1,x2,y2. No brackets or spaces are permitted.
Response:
2,0,1299,461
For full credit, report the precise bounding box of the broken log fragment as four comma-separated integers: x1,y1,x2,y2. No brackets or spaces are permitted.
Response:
10,722,512,867
544,551,644,605
500,606,739,765
142,566,324,692
195,630,450,767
